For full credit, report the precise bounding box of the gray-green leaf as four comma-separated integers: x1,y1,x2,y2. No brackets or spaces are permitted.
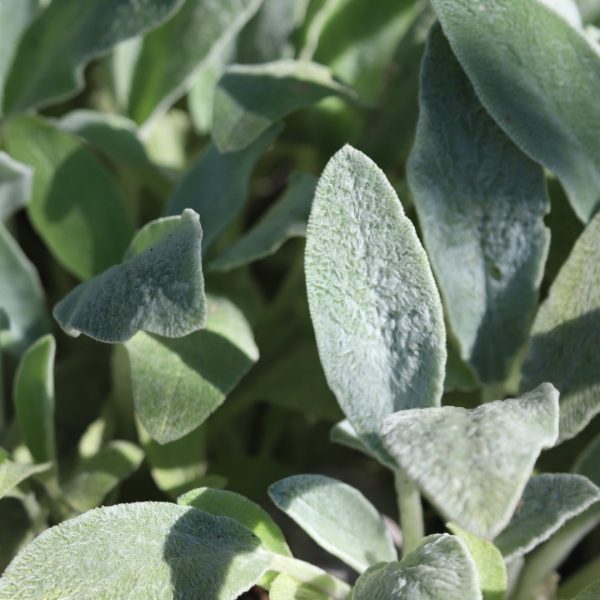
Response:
407,25,549,384
305,145,446,464
0,152,31,221
0,454,50,500
381,384,559,539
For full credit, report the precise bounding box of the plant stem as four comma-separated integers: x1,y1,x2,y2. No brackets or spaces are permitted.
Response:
557,553,600,599
394,468,424,556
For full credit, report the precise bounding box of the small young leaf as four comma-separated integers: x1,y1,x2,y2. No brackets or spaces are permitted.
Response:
352,534,481,600
381,383,559,539
495,474,600,560
305,145,446,464
13,334,56,464
408,25,549,384
0,454,50,500
521,210,600,442
269,474,396,572
0,152,31,221
430,0,600,221
179,487,291,556
269,573,329,600
54,209,206,343
0,502,272,599
211,172,317,271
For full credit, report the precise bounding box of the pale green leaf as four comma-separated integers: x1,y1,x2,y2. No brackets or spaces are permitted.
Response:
0,152,31,221
212,60,355,153
269,474,396,572
269,573,329,600
110,37,143,112
430,0,600,221
521,210,600,442
211,172,316,271
4,116,133,280
541,0,583,26
128,0,262,126
144,108,191,170
13,334,56,464
305,145,446,463
0,502,271,599
352,534,481,600
53,209,206,343
2,0,184,115
495,474,600,560
381,384,559,539
165,124,281,249
0,455,50,500
179,487,291,556
126,295,258,443
408,25,549,384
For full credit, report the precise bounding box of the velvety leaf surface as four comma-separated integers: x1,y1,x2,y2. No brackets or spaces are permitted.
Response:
212,60,355,152
408,25,549,384
430,0,600,222
269,474,396,572
521,210,600,442
0,454,49,500
126,295,258,443
381,384,559,539
165,124,281,250
54,209,206,343
210,172,316,271
3,0,184,115
352,534,481,600
0,152,31,221
269,573,329,600
0,502,271,599
13,334,56,464
128,0,262,126
179,487,291,556
4,116,133,280
305,145,446,463
494,474,600,560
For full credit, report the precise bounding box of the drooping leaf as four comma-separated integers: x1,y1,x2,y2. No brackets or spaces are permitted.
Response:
126,295,258,443
211,172,316,271
4,116,133,280
305,145,446,463
0,152,31,221
2,0,184,115
13,334,56,464
495,474,600,560
269,474,396,572
381,384,559,539
269,573,329,600
165,124,281,249
0,502,271,599
521,210,600,442
407,25,549,384
54,209,206,343
179,487,291,556
212,60,355,153
352,534,481,600
0,454,50,500
430,0,600,222
127,0,263,126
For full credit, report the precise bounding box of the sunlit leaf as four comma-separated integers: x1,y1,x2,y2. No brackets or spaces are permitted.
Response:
0,454,50,500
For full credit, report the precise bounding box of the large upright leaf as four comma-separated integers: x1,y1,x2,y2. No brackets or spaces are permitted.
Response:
2,0,184,115
521,211,600,442
13,334,56,464
381,384,559,539
126,295,258,443
212,60,355,153
54,209,206,343
0,152,31,221
305,145,446,462
4,116,133,280
0,502,271,599
0,452,50,500
269,474,396,573
128,0,263,126
352,534,481,600
430,0,600,222
408,25,549,384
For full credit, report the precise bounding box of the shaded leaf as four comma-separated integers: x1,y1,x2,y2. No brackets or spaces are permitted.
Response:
0,152,31,221
574,579,600,599
0,454,49,500
0,497,32,572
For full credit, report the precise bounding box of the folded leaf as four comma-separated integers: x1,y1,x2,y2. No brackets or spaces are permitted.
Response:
0,152,31,221
430,0,600,221
54,209,206,343
521,210,600,442
0,502,271,599
0,454,50,500
353,534,481,600
305,145,446,464
381,383,559,539
269,474,396,572
408,25,549,384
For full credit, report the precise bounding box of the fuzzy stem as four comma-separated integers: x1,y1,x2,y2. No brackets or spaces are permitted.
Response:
395,468,424,556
